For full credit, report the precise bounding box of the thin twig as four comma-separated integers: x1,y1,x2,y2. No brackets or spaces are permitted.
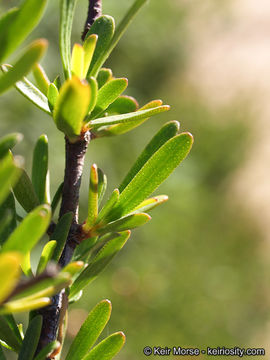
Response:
82,0,102,41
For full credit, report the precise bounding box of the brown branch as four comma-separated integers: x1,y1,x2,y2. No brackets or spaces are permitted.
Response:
81,0,102,41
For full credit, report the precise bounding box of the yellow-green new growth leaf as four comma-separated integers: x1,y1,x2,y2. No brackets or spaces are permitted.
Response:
66,299,112,360
83,332,126,360
36,240,57,274
0,297,51,315
108,133,194,221
54,77,90,140
70,231,130,297
133,195,168,213
71,44,84,79
2,204,51,256
0,253,21,305
47,83,59,112
33,64,50,95
87,77,98,114
83,35,98,78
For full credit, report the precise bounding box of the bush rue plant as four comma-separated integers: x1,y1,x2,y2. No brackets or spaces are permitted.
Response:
0,0,193,359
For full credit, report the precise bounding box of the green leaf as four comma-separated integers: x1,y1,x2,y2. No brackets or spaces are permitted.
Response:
51,182,63,215
83,332,126,360
96,68,113,89
95,189,119,225
53,77,90,141
0,193,17,245
0,316,22,352
0,253,21,305
119,120,180,192
85,164,99,230
87,77,98,114
106,95,138,115
96,213,151,235
53,75,62,90
33,63,50,95
51,212,73,262
2,315,23,348
87,105,170,129
1,66,51,114
2,204,51,256
97,168,107,205
34,341,59,360
21,252,33,277
104,99,163,136
47,83,59,112
109,133,194,221
60,0,78,78
0,297,51,315
72,237,98,262
66,299,112,360
71,44,84,79
18,316,42,360
0,0,48,62
0,153,22,206
61,261,84,277
133,195,168,213
13,169,39,212
36,240,57,274
83,34,98,79
32,134,50,204
0,346,6,360
0,40,48,95
70,231,130,297
86,16,115,78
90,78,128,119
89,0,147,78
0,133,23,159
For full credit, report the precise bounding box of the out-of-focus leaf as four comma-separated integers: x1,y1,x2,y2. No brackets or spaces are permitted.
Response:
61,261,84,277
70,231,130,297
71,44,84,79
96,213,151,235
87,105,170,129
33,64,50,95
66,299,112,360
104,99,163,136
96,68,112,89
36,240,57,274
47,83,59,112
21,252,32,277
72,237,98,262
97,168,107,205
53,77,90,140
0,316,21,352
1,66,51,114
60,0,78,78
0,40,47,95
108,133,194,221
17,315,42,360
51,182,63,215
133,195,168,213
84,164,98,230
0,193,16,245
106,95,138,115
0,133,22,159
83,34,98,79
0,345,6,359
51,212,73,262
0,253,21,305
33,341,60,360
0,0,48,62
32,134,50,204
90,78,128,119
83,332,126,360
95,189,119,225
53,75,61,90
87,16,115,78
87,77,98,114
0,153,22,206
89,0,147,78
0,297,51,315
2,315,23,347
2,204,51,256
119,120,180,192
13,169,39,212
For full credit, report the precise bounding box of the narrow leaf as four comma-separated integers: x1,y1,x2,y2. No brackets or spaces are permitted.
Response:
106,95,138,115
2,315,23,347
32,134,50,204
53,77,90,140
85,164,99,230
83,332,126,360
61,261,84,277
90,78,128,119
70,231,130,297
0,253,21,305
109,133,193,221
95,189,119,225
83,34,98,78
71,44,84,79
51,212,73,262
86,16,115,78
34,341,59,360
133,195,168,213
51,182,63,215
87,77,98,114
0,153,22,206
66,299,112,360
87,105,170,129
0,133,23,159
0,298,51,315
97,168,107,205
21,252,33,277
96,68,113,89
18,315,42,360
0,316,21,352
33,63,50,95
13,169,39,212
119,120,180,192
2,204,51,256
0,193,17,245
47,83,59,112
72,237,98,262
36,240,57,274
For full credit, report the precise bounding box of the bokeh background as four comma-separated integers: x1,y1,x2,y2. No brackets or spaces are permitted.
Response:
1,0,270,359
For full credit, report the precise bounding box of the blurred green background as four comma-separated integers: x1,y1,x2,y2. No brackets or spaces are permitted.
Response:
1,0,269,359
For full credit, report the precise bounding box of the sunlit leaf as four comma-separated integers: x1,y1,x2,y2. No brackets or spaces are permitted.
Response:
0,253,21,305
106,95,138,115
133,195,168,213
83,34,98,79
95,189,119,225
0,298,51,315
51,212,73,262
33,63,50,95
71,43,84,79
61,261,84,277
13,169,39,212
36,240,57,274
97,168,107,205
96,68,113,89
66,299,112,360
47,83,59,112
21,252,33,277
87,77,98,114
0,133,23,159
17,315,42,360
70,231,130,297
84,164,99,230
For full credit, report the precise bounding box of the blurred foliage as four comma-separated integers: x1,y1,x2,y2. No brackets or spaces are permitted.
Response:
0,0,268,359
